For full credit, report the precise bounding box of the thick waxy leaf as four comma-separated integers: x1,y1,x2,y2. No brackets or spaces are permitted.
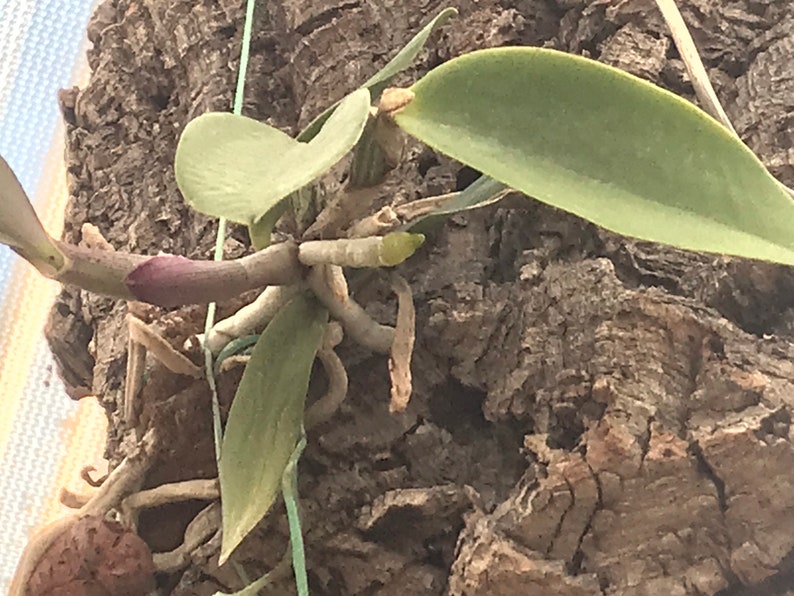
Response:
219,295,327,563
211,433,306,596
298,7,457,142
175,88,371,225
0,155,64,275
394,47,794,266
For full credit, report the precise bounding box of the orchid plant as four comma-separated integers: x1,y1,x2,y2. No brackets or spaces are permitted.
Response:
6,4,794,595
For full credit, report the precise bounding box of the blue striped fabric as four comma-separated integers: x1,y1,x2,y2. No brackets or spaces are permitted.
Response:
0,1,101,591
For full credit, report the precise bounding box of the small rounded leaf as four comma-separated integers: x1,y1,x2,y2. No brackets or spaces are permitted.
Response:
175,88,371,225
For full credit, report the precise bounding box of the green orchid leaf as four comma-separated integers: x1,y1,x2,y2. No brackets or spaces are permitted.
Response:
247,201,287,251
406,175,508,235
219,294,327,564
0,155,64,275
394,47,794,266
298,7,457,143
175,88,371,225
257,7,456,243
362,7,458,98
429,176,507,217
212,438,308,596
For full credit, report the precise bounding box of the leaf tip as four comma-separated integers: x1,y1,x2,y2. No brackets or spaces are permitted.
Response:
218,538,236,567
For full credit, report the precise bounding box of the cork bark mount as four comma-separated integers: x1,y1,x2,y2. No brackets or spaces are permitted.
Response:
46,1,794,594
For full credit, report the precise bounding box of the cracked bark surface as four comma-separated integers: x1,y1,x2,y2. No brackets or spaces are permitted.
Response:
44,0,794,594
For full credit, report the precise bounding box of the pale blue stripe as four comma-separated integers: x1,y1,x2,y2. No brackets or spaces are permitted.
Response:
0,0,37,119
0,341,77,591
0,0,97,589
0,0,95,296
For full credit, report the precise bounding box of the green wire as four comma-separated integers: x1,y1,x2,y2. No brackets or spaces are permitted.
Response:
203,4,311,594
283,433,309,596
233,0,256,117
204,0,257,466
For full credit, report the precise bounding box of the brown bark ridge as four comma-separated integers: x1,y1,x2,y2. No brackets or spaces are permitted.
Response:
44,0,794,594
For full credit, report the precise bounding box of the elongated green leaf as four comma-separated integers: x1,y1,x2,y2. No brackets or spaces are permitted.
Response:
297,7,457,143
175,88,371,225
394,47,794,266
429,176,507,217
219,294,327,563
363,7,458,97
211,435,307,596
405,175,508,235
0,155,64,275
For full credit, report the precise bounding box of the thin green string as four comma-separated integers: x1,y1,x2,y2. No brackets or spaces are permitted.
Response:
202,5,310,595
233,0,256,118
204,0,257,466
283,433,309,595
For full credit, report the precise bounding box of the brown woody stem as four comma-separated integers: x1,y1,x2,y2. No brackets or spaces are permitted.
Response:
53,240,303,307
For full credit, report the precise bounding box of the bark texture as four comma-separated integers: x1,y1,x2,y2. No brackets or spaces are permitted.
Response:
45,0,794,594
